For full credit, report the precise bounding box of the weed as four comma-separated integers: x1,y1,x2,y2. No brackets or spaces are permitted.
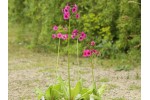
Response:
100,77,109,82
112,97,126,100
129,84,141,90
114,65,133,71
135,71,141,80
107,84,118,90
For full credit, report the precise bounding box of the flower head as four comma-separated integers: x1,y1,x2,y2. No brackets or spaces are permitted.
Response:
76,13,80,19
52,34,57,39
91,49,100,56
83,49,92,57
64,12,70,20
71,35,75,39
53,25,58,31
63,8,69,13
65,4,70,10
73,29,78,33
91,41,95,46
72,29,78,36
57,33,62,39
72,4,78,13
78,36,84,41
80,32,86,39
62,34,68,40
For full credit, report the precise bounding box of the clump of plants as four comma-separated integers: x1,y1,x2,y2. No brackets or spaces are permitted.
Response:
36,3,106,100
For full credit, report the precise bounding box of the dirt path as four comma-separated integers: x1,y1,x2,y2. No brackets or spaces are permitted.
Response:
9,55,141,100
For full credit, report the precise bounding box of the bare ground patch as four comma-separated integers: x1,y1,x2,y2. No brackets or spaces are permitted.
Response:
9,55,141,100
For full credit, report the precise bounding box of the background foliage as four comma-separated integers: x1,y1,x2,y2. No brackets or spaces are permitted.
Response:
9,0,141,59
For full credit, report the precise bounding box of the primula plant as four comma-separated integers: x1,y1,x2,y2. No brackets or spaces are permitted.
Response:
36,3,106,100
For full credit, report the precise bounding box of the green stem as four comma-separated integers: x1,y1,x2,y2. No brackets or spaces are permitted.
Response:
91,59,94,83
91,57,96,88
77,38,80,79
56,38,60,77
67,19,71,99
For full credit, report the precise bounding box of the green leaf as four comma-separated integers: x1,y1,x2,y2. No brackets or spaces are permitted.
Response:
45,85,53,99
71,80,82,99
98,84,106,96
57,76,69,99
90,93,101,100
35,88,44,100
51,88,64,99
80,88,93,100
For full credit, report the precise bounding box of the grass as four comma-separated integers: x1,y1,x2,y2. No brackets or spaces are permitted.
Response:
100,77,109,82
106,84,118,90
97,48,140,71
129,84,141,90
135,71,141,80
112,97,126,100
114,65,133,71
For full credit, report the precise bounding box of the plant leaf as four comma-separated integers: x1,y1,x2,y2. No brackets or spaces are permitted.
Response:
35,88,44,100
71,80,82,99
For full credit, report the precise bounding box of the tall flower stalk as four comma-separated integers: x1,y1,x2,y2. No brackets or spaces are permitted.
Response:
90,56,96,88
56,38,60,76
52,27,68,78
67,19,71,99
62,4,85,99
77,38,80,79
83,41,99,88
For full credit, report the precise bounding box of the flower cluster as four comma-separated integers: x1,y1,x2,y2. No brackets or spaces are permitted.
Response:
62,4,80,20
71,29,86,41
91,41,95,46
52,33,68,40
83,41,100,57
52,25,68,40
83,49,99,57
53,25,58,31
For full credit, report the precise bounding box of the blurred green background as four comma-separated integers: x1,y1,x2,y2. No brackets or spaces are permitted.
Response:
8,0,141,60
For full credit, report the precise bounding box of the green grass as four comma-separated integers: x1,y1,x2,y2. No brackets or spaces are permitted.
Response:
135,71,141,80
112,97,126,100
106,84,118,90
129,84,141,90
100,77,109,82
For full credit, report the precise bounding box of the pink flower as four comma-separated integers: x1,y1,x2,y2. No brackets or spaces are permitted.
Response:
80,32,86,39
64,12,70,20
73,29,78,33
57,33,62,39
63,4,70,13
71,35,75,39
91,49,100,56
76,13,80,19
72,4,78,13
63,8,69,13
52,34,57,39
78,32,87,41
53,25,58,31
65,4,70,10
72,32,77,36
78,36,84,41
83,50,92,57
72,29,78,36
83,50,87,57
91,41,95,46
62,34,68,40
